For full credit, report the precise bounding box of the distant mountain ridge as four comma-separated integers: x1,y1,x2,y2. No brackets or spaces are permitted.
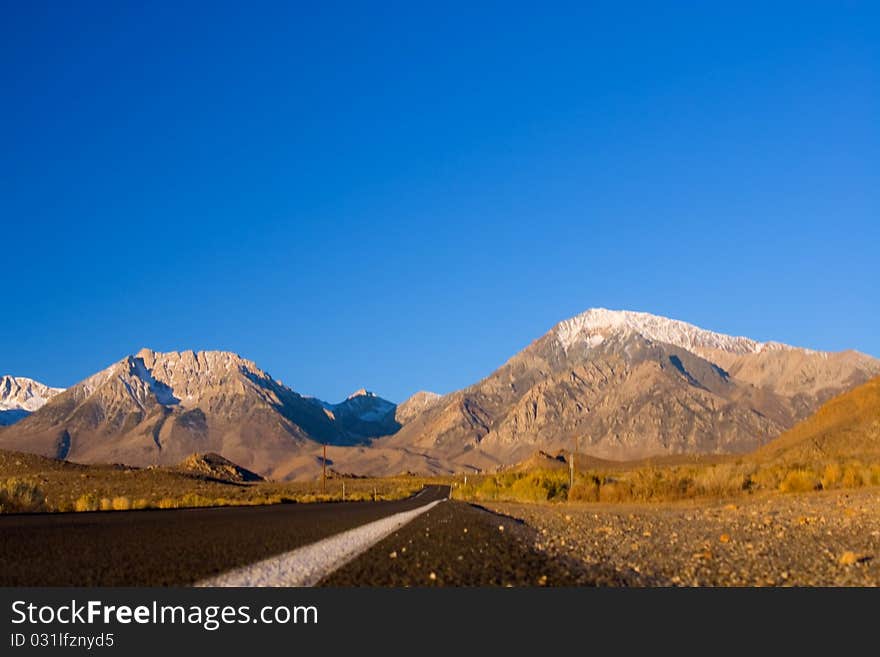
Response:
1,309,877,479
0,376,64,426
0,349,401,478
308,388,400,445
379,308,880,469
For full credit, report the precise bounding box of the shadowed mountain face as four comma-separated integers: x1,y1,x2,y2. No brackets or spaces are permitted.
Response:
310,389,400,446
379,309,880,469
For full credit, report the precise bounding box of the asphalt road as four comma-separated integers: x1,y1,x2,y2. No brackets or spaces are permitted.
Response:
0,485,449,586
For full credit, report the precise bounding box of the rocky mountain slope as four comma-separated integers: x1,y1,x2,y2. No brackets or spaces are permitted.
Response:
379,309,880,468
754,375,880,462
0,376,64,426
0,349,402,479
395,391,442,425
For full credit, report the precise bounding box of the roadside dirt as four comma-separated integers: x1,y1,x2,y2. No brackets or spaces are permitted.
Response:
485,488,880,586
320,500,629,586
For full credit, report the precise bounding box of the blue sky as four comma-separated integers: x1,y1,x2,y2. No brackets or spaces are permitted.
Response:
2,2,877,402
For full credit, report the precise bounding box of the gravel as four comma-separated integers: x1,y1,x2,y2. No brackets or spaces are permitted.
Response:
320,501,627,586
485,488,880,586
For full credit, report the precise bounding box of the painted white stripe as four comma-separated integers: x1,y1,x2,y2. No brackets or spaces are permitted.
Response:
195,499,444,587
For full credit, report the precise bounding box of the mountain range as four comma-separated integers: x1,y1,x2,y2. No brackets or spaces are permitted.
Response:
1,309,877,479
378,309,880,471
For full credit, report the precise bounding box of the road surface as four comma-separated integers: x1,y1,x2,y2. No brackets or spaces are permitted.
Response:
0,485,449,586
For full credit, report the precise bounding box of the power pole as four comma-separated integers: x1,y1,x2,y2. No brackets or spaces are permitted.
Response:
322,444,327,494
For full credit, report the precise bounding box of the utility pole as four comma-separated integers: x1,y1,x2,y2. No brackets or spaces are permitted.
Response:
322,444,327,494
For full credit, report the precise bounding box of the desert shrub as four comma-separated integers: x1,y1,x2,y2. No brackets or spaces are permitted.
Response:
132,498,149,510
0,478,48,513
778,470,819,493
111,496,132,511
821,463,842,489
598,478,633,503
692,464,751,498
157,497,179,509
496,472,519,489
508,474,553,502
751,466,784,491
568,476,600,502
841,465,864,489
180,493,214,508
74,494,99,512
628,467,693,501
99,498,113,511
475,477,500,501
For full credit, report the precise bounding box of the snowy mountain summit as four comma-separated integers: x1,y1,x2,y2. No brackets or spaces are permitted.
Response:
0,376,65,426
0,376,64,412
555,308,799,355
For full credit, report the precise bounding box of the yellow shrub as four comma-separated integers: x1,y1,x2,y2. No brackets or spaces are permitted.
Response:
509,475,551,502
751,466,784,491
599,479,632,503
778,470,818,493
99,498,112,511
821,463,842,489
692,465,750,497
74,494,99,512
0,478,48,513
842,466,864,489
132,498,149,510
157,497,178,509
568,478,600,502
111,496,131,511
475,477,500,501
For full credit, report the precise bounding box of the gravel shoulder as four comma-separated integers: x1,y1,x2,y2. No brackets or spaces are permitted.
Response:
320,500,630,586
484,488,880,586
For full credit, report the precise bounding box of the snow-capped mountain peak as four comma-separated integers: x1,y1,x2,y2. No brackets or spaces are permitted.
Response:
0,375,65,412
347,388,376,400
555,308,800,355
0,375,65,426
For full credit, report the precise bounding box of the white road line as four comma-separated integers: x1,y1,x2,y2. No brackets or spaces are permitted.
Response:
194,499,444,587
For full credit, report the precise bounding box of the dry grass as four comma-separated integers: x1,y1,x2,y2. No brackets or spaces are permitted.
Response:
0,449,433,514
451,457,880,506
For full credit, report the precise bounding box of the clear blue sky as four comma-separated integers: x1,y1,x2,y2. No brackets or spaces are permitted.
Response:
2,2,877,402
